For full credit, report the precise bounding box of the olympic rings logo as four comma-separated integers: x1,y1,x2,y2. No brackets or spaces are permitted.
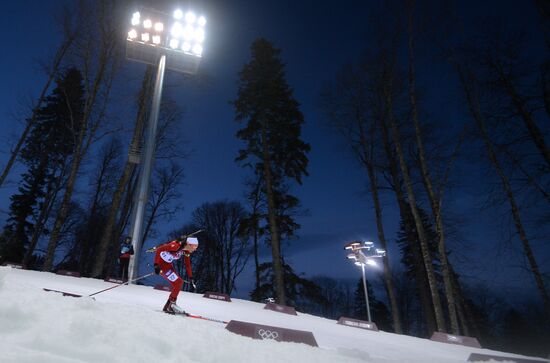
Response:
257,328,279,340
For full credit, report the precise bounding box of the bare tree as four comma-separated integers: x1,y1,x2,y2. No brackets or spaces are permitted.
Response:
406,0,458,334
90,66,154,277
456,62,550,317
78,138,121,274
0,7,77,187
383,47,446,332
43,0,123,271
141,162,185,246
320,61,403,333
191,201,251,294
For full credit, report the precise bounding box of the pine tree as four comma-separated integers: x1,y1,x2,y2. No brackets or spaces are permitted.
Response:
233,38,310,305
0,68,84,265
396,204,442,335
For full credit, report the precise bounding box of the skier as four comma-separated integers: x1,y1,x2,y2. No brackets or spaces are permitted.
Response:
153,236,199,314
119,236,134,281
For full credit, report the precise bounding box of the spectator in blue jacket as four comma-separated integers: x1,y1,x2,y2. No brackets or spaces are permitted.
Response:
119,236,134,281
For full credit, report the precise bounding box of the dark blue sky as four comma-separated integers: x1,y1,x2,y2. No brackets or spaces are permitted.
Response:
0,0,548,300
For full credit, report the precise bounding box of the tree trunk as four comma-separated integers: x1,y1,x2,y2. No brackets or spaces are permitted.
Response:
21,169,63,267
366,162,403,333
497,63,550,171
385,74,446,332
0,26,74,187
458,65,550,318
42,21,114,271
379,108,438,335
406,0,458,334
357,114,403,333
90,67,153,277
261,123,286,305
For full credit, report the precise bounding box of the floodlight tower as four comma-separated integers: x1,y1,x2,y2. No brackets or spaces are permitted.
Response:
125,8,207,282
345,240,386,322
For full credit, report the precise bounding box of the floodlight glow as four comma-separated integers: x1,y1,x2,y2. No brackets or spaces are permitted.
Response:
346,253,357,260
192,44,203,56
195,28,205,42
354,261,362,267
141,32,150,42
143,19,152,29
181,42,191,52
185,11,196,23
366,259,377,267
173,9,183,19
183,25,194,40
171,22,183,37
128,29,137,39
365,241,374,246
152,35,161,44
375,248,386,256
154,22,164,32
198,16,206,26
131,12,140,25
169,38,179,49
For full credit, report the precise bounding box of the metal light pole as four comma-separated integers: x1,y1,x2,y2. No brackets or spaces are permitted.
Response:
125,8,206,282
128,54,166,282
361,264,372,322
345,240,386,323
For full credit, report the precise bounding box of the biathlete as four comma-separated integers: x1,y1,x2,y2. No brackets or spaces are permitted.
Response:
153,236,199,314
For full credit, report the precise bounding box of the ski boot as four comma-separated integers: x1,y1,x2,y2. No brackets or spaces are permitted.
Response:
163,298,185,315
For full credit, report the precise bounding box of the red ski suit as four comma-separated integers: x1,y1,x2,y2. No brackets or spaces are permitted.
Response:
154,240,193,301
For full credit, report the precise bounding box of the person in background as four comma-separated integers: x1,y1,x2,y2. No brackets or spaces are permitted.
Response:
153,236,198,314
119,236,134,281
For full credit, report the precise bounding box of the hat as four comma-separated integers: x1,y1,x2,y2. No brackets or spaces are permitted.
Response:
186,237,199,245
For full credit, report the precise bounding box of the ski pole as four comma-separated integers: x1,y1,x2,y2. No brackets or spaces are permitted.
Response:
88,272,155,297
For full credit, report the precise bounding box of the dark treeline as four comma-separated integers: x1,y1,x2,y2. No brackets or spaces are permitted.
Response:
0,0,548,359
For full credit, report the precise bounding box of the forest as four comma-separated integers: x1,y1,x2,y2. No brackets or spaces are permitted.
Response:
0,0,548,358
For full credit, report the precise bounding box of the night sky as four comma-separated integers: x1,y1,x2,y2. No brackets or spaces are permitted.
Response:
0,0,548,300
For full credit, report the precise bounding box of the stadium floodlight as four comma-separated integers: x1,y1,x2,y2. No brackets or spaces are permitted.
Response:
182,42,191,52
131,12,140,25
344,240,387,322
173,9,183,19
192,44,203,56
126,7,207,283
185,11,196,23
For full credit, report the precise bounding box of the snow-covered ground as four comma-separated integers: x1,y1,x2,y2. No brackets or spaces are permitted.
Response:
0,266,546,363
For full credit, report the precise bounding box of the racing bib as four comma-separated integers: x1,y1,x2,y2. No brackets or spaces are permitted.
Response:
163,270,178,282
160,251,174,263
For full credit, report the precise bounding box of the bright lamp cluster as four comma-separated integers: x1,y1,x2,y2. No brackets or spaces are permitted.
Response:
127,9,206,57
345,241,386,267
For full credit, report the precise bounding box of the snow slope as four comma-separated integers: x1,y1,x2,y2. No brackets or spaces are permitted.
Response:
0,266,546,363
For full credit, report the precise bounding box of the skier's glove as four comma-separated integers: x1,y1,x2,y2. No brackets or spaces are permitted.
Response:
191,279,197,292
154,264,161,275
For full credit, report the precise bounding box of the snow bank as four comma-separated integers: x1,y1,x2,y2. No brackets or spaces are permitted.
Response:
0,267,544,363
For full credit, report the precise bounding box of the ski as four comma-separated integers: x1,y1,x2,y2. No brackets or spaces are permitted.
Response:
43,288,83,298
160,310,227,324
184,312,228,324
